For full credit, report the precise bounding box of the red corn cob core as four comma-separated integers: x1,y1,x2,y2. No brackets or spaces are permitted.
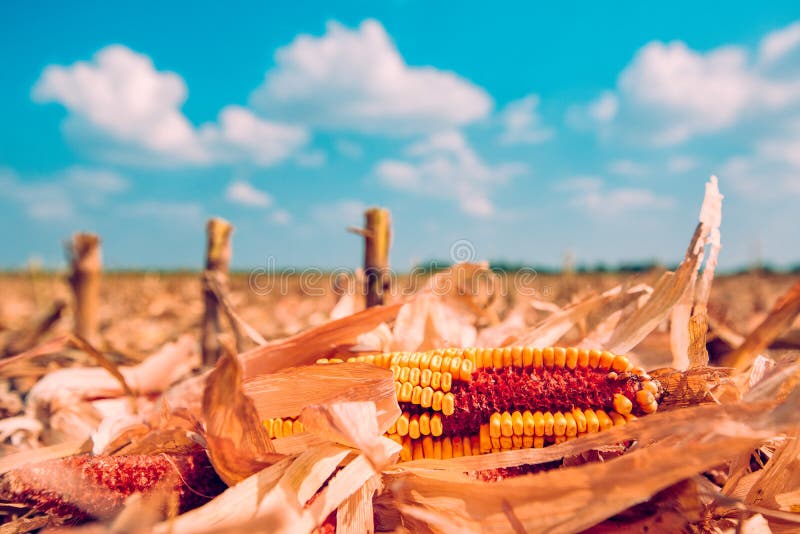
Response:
400,366,642,436
0,446,226,524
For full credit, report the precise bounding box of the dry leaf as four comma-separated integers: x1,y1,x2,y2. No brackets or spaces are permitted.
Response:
240,302,403,378
244,362,398,432
202,349,282,486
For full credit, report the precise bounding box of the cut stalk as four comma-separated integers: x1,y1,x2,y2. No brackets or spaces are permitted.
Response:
350,208,391,308
202,218,233,367
67,233,101,344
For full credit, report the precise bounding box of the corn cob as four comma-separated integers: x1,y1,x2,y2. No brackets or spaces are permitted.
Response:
267,347,662,462
0,446,226,524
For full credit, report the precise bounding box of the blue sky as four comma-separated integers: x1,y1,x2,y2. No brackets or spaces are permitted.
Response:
1,1,799,270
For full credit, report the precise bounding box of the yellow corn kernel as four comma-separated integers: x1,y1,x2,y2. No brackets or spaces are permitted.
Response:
394,381,401,398
543,347,555,368
624,413,637,422
441,357,452,376
422,436,434,459
387,418,397,434
585,409,600,433
293,420,304,434
409,367,421,386
397,413,410,436
419,412,431,435
283,419,293,437
512,410,524,436
442,393,455,416
431,372,442,390
441,372,452,393
459,359,473,381
399,367,411,382
636,389,657,413
609,411,626,426
564,412,577,437
462,348,476,367
522,346,534,367
412,386,423,404
470,435,480,455
523,436,533,448
420,352,432,370
596,410,613,431
534,411,545,436
480,424,491,452
533,347,543,368
612,354,631,372
500,436,513,450
463,435,474,456
391,365,401,380
430,413,443,437
543,412,555,436
452,436,463,457
493,348,504,369
316,358,329,364
553,412,567,436
599,351,614,370
409,415,421,439
473,348,486,368
572,408,587,433
577,348,590,367
565,347,579,369
409,353,420,368
554,436,567,445
398,353,410,367
430,354,443,372
420,387,434,408
432,391,444,411
433,438,442,460
412,441,424,460
512,435,523,449
522,410,535,436
441,437,453,459
399,382,413,402
449,357,461,375
642,381,659,395
501,411,513,437
400,437,412,462
272,418,283,438
588,349,602,368
502,347,513,368
613,393,633,415
533,436,545,448
511,346,523,367
420,368,432,388
489,412,502,438
554,347,567,367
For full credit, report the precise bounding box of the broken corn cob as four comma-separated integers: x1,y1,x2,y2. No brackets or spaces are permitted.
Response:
266,347,662,462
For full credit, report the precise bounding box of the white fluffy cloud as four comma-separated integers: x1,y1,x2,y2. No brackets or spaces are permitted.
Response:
0,166,129,220
250,20,492,135
225,180,274,207
374,131,525,217
759,22,800,65
200,106,309,167
33,46,308,167
498,94,553,145
569,22,800,145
